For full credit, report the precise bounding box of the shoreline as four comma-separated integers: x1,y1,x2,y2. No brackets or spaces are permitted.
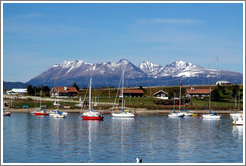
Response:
5,108,242,115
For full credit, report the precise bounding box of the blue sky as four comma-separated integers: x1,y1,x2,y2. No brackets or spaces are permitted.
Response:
3,2,244,82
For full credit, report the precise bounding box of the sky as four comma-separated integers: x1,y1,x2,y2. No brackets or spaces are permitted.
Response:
2,2,244,82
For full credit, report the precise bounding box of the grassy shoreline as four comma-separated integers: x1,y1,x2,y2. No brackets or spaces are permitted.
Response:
6,108,242,115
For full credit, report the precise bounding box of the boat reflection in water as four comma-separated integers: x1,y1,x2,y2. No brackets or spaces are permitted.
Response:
232,125,243,138
86,120,102,162
112,117,134,162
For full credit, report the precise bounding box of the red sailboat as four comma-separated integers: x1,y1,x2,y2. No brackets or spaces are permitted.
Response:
81,78,104,120
34,108,49,116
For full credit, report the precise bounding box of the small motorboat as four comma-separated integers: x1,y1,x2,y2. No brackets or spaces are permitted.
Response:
3,109,11,116
233,116,243,125
34,109,49,116
49,110,67,118
168,111,185,117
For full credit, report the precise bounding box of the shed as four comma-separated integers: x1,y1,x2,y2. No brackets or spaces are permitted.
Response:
216,81,231,86
120,89,144,97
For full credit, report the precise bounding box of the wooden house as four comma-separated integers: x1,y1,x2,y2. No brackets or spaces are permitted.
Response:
120,89,144,97
153,90,169,99
50,87,78,98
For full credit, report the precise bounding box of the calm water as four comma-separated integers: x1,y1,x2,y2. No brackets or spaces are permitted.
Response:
3,113,244,163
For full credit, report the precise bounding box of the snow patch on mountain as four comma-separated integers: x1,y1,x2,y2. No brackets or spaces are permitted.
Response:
27,59,243,87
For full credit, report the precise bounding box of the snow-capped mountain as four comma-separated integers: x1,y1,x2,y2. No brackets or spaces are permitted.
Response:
26,59,243,87
157,60,208,77
139,61,163,76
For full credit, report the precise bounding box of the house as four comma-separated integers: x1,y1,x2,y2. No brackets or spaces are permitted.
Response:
216,81,231,86
120,89,144,97
186,87,212,98
153,90,168,100
6,88,27,95
50,87,78,98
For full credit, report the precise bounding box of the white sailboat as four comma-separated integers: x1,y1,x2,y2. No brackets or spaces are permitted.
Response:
81,78,104,120
168,85,192,117
111,70,135,118
202,87,221,120
168,93,184,117
233,115,243,125
230,91,243,120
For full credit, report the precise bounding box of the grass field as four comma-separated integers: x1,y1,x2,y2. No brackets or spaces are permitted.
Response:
4,84,243,111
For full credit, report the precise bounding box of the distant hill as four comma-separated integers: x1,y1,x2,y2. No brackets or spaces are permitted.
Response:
25,59,243,88
3,81,28,90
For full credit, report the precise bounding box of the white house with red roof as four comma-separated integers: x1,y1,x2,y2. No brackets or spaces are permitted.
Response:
186,87,212,98
50,87,78,98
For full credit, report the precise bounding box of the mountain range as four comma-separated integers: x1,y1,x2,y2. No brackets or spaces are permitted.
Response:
25,59,243,88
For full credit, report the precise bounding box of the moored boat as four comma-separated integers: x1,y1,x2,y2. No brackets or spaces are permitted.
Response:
201,87,221,120
180,110,193,117
82,111,104,120
168,111,185,117
233,116,243,125
81,78,104,120
230,112,243,120
202,112,222,120
112,109,135,118
34,109,49,116
3,108,11,116
49,110,67,118
111,70,135,118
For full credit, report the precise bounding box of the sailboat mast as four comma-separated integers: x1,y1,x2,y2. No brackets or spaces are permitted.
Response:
89,78,92,111
179,86,181,110
238,89,240,110
122,70,124,110
209,87,211,111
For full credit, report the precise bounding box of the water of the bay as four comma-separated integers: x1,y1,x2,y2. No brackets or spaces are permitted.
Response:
3,113,244,163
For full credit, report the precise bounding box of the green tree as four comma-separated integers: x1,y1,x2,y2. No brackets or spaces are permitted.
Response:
231,84,239,98
27,85,35,96
211,88,221,102
73,82,79,91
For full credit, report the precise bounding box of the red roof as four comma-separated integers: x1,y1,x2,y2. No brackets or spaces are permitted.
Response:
121,89,144,94
53,87,78,93
186,88,212,94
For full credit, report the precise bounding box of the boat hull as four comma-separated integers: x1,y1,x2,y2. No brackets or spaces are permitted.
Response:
3,112,11,116
34,112,49,116
168,113,184,117
81,116,104,120
50,114,66,118
111,113,135,118
202,114,221,119
233,121,243,125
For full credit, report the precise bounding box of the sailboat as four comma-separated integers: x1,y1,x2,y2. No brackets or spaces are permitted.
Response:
202,87,221,119
3,108,11,116
168,93,184,117
111,70,135,118
233,115,243,125
81,78,104,120
34,90,49,116
230,91,243,120
49,90,68,118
